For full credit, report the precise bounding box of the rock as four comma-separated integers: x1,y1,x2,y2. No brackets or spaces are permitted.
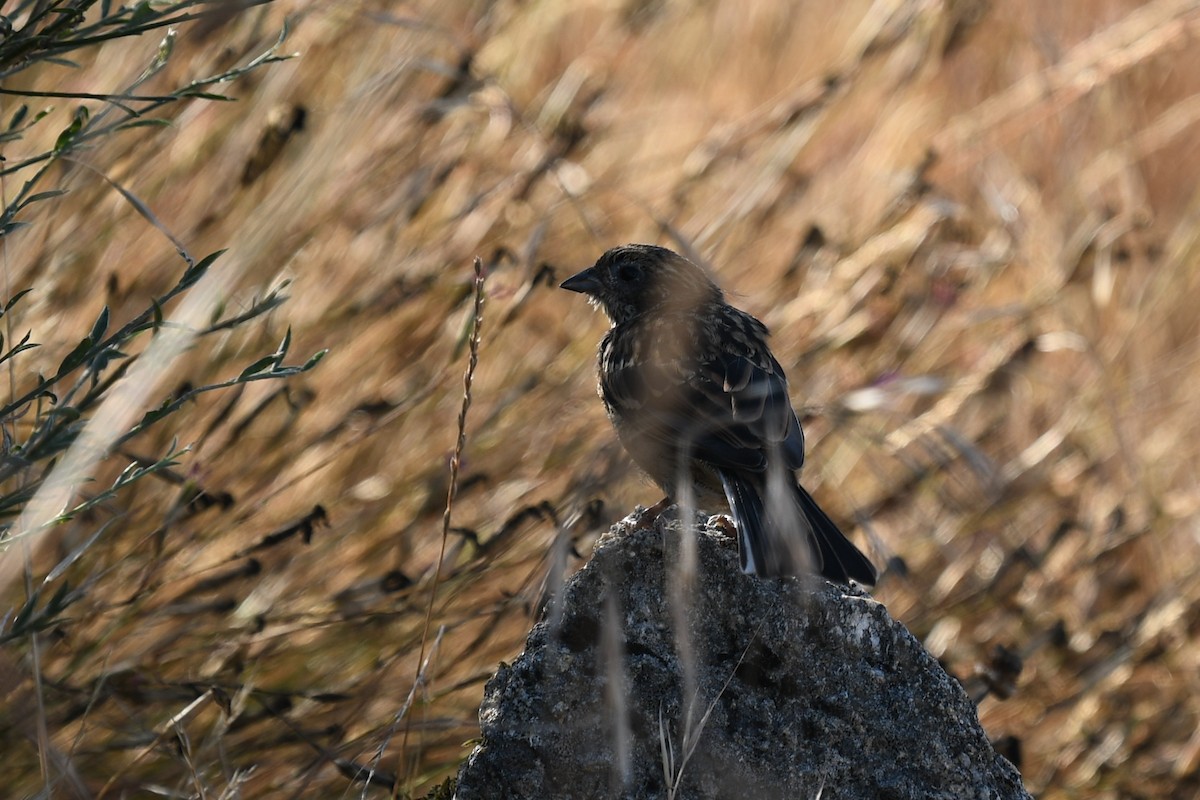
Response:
454,509,1030,800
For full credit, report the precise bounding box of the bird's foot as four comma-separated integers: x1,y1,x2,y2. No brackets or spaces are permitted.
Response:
632,497,673,530
709,514,738,539
705,513,734,537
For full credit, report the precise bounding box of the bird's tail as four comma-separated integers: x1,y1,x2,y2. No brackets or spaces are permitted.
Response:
794,483,877,585
720,471,877,585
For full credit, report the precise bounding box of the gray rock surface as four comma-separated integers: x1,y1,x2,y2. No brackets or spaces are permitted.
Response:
455,509,1031,800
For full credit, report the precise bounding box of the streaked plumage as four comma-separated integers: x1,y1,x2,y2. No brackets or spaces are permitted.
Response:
561,244,875,584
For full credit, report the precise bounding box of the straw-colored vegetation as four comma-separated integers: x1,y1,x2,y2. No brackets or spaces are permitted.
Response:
3,0,1199,796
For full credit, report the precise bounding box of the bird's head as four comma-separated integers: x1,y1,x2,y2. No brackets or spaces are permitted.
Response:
560,244,723,325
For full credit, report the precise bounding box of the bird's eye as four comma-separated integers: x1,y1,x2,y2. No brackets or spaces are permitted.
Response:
617,264,638,282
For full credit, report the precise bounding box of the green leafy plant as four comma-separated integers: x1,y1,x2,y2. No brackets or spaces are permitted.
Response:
0,1,319,646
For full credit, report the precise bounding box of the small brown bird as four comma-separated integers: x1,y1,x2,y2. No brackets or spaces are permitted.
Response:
561,244,876,584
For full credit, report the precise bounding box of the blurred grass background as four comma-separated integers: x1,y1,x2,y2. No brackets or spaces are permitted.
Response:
3,0,1200,796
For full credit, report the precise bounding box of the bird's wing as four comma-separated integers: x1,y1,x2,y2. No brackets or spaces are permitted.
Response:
693,309,806,472
600,310,806,473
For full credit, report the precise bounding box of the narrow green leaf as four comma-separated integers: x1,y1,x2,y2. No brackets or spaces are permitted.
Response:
180,91,232,102
152,29,176,71
21,190,68,206
11,591,38,632
276,326,292,363
115,119,172,131
4,289,33,313
53,107,88,153
90,345,126,374
47,580,72,612
52,406,81,424
179,249,224,289
115,461,141,486
0,331,40,366
238,355,277,380
302,350,328,371
56,336,92,377
89,306,110,343
137,401,172,429
7,104,28,131
129,1,156,25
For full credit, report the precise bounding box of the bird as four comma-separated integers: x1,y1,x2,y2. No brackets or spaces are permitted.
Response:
560,243,876,585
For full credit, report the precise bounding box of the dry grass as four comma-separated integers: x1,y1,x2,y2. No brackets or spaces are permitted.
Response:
3,0,1200,796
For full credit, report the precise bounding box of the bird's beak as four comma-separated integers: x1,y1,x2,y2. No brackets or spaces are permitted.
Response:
560,267,603,295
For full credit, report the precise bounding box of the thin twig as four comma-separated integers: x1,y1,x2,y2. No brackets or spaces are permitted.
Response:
399,257,486,797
